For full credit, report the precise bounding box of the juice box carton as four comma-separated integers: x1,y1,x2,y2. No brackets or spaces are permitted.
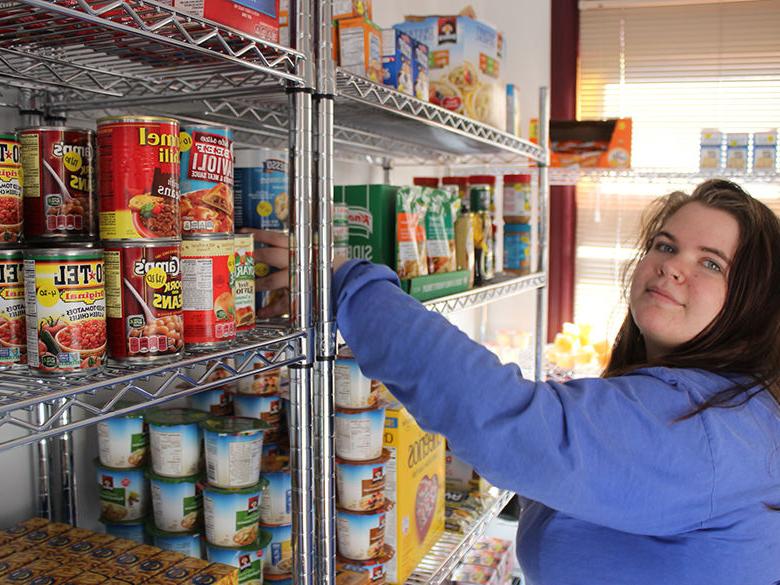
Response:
335,185,398,270
753,130,777,170
172,0,279,43
411,38,430,102
726,132,749,170
337,16,383,84
382,29,414,95
383,399,445,585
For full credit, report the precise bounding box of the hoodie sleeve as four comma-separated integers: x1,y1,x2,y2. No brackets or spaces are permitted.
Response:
333,260,716,537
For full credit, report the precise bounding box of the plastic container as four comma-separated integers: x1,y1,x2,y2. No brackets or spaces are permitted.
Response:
336,504,389,561
97,408,147,469
468,175,495,213
201,416,269,489
147,470,201,533
261,468,292,525
335,358,378,409
335,407,385,462
189,388,233,417
101,518,146,544
146,522,203,558
265,574,293,585
262,523,293,576
412,177,439,188
337,544,395,584
503,223,532,275
502,174,532,223
233,393,284,444
237,351,282,395
335,449,389,512
146,408,208,478
206,530,272,585
203,479,267,547
96,461,148,522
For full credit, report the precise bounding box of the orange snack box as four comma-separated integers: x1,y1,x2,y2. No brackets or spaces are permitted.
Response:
336,16,383,84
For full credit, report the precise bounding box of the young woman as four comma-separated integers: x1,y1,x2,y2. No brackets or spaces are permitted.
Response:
328,179,780,584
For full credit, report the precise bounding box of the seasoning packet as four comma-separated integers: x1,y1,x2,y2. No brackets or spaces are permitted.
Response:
396,186,428,279
424,187,460,274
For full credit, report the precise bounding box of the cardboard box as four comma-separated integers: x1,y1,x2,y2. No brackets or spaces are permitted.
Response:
334,0,372,21
192,563,239,585
172,0,279,43
337,16,383,84
726,132,749,171
124,550,186,582
401,270,470,302
754,130,777,170
396,16,505,128
335,185,398,270
382,29,414,95
383,400,445,584
533,119,632,168
699,128,723,170
411,38,430,102
279,0,289,46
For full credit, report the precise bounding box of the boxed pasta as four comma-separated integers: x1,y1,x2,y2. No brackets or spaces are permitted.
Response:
395,16,505,128
337,16,383,84
382,29,414,95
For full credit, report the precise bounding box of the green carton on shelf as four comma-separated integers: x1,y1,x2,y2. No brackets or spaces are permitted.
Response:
335,184,398,269
401,270,471,302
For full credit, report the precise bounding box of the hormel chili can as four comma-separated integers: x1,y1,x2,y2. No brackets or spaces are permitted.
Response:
234,233,255,333
0,135,23,244
182,235,236,349
180,125,234,236
0,249,26,367
18,127,96,243
97,116,180,240
104,240,184,363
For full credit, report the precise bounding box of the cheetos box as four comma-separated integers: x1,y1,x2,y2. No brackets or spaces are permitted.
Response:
382,399,445,585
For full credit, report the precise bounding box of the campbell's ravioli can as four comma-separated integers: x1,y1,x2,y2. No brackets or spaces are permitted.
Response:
97,116,180,240
104,240,184,363
233,233,255,333
18,127,97,243
180,125,234,236
181,236,236,349
0,135,23,244
0,249,26,367
24,247,106,375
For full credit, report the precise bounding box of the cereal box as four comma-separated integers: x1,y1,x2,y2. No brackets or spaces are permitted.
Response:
396,17,505,128
381,29,414,95
171,0,279,43
335,185,398,270
411,38,430,102
383,399,445,585
337,16,383,84
753,130,777,170
334,0,372,21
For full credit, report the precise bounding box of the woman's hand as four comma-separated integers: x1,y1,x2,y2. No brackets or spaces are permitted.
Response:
240,228,290,319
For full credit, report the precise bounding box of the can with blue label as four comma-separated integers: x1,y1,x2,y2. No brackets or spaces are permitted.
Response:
235,149,288,231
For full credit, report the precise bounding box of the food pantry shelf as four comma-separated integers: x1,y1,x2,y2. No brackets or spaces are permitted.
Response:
406,489,515,585
424,272,547,315
0,0,305,108
0,326,304,452
549,168,780,186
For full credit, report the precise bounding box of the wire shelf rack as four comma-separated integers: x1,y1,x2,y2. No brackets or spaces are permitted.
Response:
424,273,546,315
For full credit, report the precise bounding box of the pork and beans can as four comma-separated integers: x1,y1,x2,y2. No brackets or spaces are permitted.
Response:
182,236,236,348
180,125,234,236
24,247,106,375
0,249,26,367
234,233,255,332
104,240,184,363
0,135,23,243
18,127,96,242
97,116,180,240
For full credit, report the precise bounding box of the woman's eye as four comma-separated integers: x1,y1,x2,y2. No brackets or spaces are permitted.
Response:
655,242,674,253
703,259,723,273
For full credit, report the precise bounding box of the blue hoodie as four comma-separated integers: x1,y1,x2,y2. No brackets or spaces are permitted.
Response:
333,260,780,585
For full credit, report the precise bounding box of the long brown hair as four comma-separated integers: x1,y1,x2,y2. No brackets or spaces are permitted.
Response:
603,179,780,416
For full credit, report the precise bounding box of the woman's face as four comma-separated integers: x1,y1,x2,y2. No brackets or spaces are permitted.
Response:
629,202,740,359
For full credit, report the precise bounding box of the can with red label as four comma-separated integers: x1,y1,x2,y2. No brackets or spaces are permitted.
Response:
104,240,184,363
181,235,236,349
0,135,23,244
97,116,180,240
0,249,26,367
233,233,255,333
18,127,97,243
180,125,234,236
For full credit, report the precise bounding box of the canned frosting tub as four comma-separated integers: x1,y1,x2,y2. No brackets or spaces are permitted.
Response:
0,249,25,367
97,116,180,240
202,416,269,489
23,247,106,375
105,240,184,362
335,407,386,462
180,125,234,235
336,504,388,561
148,470,202,533
96,461,149,522
203,480,266,547
234,233,255,332
206,530,271,585
262,522,292,576
260,468,292,526
0,134,23,243
97,407,147,468
146,408,208,478
18,126,96,242
336,449,389,512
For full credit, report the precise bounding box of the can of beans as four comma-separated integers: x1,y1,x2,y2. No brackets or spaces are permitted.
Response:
97,116,180,240
0,135,23,244
181,235,236,349
24,247,106,375
18,127,96,243
104,240,184,363
0,249,26,368
180,125,234,236
234,233,255,333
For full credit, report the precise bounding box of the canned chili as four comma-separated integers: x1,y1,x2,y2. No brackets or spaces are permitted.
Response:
181,236,236,349
234,233,255,333
0,249,25,367
18,127,96,242
104,240,184,363
97,116,180,240
24,247,106,375
180,125,234,236
0,135,23,243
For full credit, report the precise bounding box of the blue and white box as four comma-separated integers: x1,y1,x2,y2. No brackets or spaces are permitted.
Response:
381,28,413,96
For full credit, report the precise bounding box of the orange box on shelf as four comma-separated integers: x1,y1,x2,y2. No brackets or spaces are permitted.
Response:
170,0,280,43
335,16,384,84
334,0,372,21
531,118,632,169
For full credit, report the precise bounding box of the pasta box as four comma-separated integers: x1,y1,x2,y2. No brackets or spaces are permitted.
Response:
334,185,398,270
383,399,445,585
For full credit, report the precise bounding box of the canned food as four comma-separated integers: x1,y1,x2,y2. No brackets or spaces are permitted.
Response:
104,240,184,363
180,125,234,235
201,416,269,489
147,470,201,533
260,469,292,525
0,135,23,243
234,233,255,332
203,480,267,547
145,408,209,478
97,116,180,240
336,504,388,561
182,236,236,348
23,247,106,375
18,127,96,242
189,388,233,416
96,460,149,522
262,523,293,575
233,394,284,444
334,407,386,462
0,249,25,367
336,449,389,512
205,531,272,585
337,545,395,585
97,407,147,469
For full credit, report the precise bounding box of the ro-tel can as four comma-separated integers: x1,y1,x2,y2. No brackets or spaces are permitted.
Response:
97,116,180,240
181,235,236,349
0,134,23,243
104,240,184,363
18,127,96,242
234,233,255,333
23,247,106,375
179,125,235,236
0,249,26,367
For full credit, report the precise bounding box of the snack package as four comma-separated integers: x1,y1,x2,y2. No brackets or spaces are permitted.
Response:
396,187,428,279
338,16,383,84
423,188,460,274
382,28,414,95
